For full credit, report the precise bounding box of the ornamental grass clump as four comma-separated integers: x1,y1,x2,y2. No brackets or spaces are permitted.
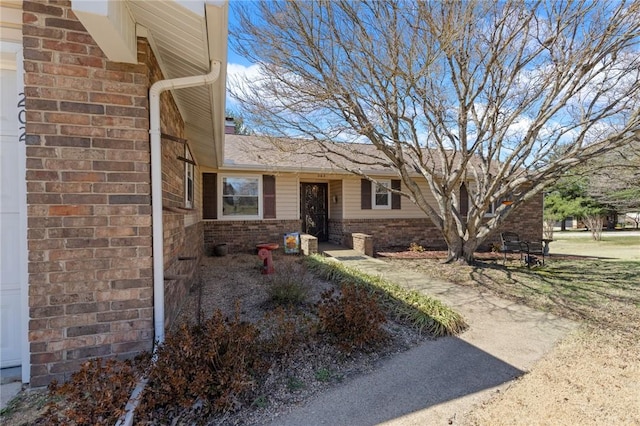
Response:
265,259,311,307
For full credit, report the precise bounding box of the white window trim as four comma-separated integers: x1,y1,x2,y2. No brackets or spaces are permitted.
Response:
184,146,194,209
218,174,263,220
372,179,391,209
483,199,496,217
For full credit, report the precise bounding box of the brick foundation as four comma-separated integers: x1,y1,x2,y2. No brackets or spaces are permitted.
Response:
163,221,203,328
330,194,544,253
204,220,302,253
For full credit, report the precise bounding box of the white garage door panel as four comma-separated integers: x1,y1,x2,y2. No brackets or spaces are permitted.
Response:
0,289,21,367
1,136,21,210
1,213,21,284
0,54,25,371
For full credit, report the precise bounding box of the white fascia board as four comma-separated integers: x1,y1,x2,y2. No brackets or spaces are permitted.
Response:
72,0,137,63
205,1,228,167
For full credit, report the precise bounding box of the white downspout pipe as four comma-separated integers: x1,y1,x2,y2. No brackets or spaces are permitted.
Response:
149,60,221,345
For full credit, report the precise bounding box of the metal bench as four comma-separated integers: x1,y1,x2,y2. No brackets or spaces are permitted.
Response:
500,232,545,267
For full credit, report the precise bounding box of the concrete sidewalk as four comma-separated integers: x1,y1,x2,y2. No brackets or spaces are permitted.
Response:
0,367,22,411
268,246,577,425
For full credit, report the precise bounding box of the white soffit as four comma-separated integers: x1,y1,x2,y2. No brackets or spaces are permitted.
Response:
72,0,227,168
128,0,227,168
72,0,137,63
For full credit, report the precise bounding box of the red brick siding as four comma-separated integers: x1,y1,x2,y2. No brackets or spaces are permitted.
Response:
140,42,203,327
203,220,302,253
21,0,206,386
331,218,446,251
489,192,544,247
163,222,203,328
203,196,543,256
330,193,544,252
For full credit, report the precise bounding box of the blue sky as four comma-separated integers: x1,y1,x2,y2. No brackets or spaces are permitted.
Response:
225,1,255,109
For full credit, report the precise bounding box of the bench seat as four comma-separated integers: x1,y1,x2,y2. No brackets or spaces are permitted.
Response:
500,232,545,267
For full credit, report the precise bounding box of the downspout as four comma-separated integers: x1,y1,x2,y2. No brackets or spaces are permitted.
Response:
117,61,220,426
149,60,221,345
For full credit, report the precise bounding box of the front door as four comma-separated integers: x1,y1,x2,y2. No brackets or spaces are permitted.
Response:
300,183,328,241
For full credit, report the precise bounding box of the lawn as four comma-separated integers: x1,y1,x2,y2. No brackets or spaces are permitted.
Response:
382,233,640,425
387,242,639,334
548,231,640,261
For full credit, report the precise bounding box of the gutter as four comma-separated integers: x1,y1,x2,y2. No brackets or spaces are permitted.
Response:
115,61,221,426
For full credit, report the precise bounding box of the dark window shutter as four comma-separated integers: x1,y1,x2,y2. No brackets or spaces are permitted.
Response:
203,173,217,219
361,179,371,209
263,175,276,218
391,179,401,210
460,183,469,217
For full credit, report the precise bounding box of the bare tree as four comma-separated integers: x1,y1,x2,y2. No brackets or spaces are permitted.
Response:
583,142,640,214
229,0,640,263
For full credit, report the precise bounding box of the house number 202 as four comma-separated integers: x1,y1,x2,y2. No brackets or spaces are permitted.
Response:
17,92,26,143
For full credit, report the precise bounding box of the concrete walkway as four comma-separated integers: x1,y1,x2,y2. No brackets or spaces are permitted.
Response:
268,245,577,425
0,367,22,411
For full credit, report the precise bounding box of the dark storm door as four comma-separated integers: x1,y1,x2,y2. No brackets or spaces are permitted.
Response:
300,183,328,241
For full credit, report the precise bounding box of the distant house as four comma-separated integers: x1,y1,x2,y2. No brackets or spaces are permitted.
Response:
0,0,542,388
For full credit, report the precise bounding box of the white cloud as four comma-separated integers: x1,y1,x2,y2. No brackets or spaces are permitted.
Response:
225,62,263,108
227,62,262,82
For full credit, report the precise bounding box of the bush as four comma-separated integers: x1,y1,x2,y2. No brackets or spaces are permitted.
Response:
260,306,316,359
43,357,143,425
137,309,266,421
265,259,311,307
317,284,388,352
305,255,468,336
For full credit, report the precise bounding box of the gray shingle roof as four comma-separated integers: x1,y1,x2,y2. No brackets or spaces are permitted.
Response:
223,134,398,175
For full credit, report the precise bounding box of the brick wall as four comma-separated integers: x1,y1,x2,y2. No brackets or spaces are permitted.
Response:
204,220,302,253
140,41,203,326
332,218,446,251
163,221,202,327
203,196,542,258
331,193,544,253
22,0,201,386
490,192,544,247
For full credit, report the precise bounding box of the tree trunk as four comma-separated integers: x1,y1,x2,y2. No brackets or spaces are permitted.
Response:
443,231,478,265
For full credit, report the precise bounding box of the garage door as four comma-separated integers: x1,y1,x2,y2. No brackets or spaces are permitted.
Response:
0,52,26,369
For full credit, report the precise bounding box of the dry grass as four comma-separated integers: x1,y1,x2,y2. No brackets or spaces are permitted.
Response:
377,248,640,425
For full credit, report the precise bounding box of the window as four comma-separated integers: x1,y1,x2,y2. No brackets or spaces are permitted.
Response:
202,174,276,220
361,179,401,210
373,180,391,209
222,176,260,217
184,147,194,209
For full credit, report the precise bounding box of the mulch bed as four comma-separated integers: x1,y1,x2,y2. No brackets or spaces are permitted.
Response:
375,247,588,261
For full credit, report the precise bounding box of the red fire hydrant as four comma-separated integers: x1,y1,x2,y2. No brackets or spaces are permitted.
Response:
256,243,279,274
